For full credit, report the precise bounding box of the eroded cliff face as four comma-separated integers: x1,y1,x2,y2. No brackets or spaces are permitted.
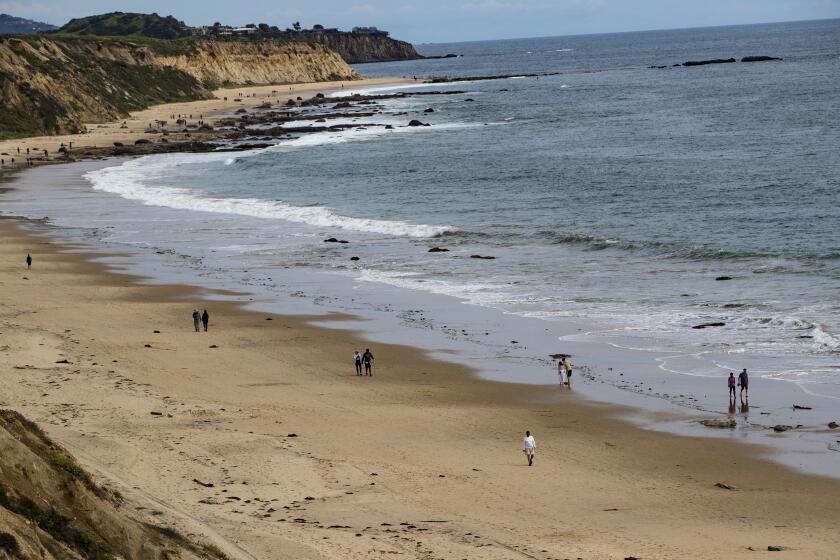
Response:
156,40,360,86
311,33,423,64
0,36,359,139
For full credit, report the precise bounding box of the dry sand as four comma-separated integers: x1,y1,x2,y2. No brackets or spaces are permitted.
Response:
1,211,839,560
0,77,414,163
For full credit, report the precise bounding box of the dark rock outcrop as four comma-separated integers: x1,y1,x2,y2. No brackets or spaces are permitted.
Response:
683,58,736,67
741,56,782,62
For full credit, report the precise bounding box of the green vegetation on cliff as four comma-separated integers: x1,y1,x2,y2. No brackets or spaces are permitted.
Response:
0,35,210,139
57,11,190,39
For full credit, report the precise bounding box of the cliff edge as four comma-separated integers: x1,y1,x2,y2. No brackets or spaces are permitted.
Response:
0,36,359,139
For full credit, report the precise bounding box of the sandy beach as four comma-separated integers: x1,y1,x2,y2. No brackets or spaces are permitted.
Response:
0,77,413,164
2,198,840,559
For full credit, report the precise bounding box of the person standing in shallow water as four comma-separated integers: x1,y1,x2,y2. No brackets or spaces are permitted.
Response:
522,430,536,466
362,348,374,376
26,253,32,269
192,310,201,332
201,310,209,332
354,351,363,376
728,372,737,402
738,368,749,402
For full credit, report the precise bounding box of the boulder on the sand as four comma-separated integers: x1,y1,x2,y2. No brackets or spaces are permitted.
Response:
683,58,736,67
113,142,124,147
700,418,736,429
285,99,297,107
134,139,150,145
408,120,430,127
767,546,786,552
235,108,247,114
742,56,782,62
428,247,449,253
692,322,726,329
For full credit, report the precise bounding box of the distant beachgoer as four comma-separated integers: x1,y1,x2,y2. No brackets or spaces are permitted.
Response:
26,253,32,269
728,372,736,400
354,351,363,375
201,309,209,332
738,368,749,401
362,348,374,376
522,430,536,466
192,309,201,332
558,359,568,385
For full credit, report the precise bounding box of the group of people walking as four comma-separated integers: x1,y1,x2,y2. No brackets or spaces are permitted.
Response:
353,349,375,376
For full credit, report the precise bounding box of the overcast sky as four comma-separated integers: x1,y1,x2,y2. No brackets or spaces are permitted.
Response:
4,0,839,43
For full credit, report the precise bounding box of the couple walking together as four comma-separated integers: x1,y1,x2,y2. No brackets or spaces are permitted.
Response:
354,349,374,376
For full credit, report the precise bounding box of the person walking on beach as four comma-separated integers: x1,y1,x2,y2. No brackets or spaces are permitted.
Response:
354,351,363,376
522,430,536,466
26,253,32,269
738,368,749,402
362,348,374,376
201,309,209,332
728,372,736,402
192,309,201,332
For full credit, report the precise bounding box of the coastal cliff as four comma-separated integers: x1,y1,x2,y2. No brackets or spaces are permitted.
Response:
156,40,358,85
304,31,423,64
0,36,359,139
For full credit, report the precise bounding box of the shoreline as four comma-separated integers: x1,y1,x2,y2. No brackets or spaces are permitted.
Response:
2,168,840,557
5,158,840,479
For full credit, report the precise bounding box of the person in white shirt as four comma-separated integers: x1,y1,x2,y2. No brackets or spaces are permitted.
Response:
522,430,536,466
353,351,363,376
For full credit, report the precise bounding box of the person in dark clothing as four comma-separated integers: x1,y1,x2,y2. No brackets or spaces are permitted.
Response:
26,253,32,269
738,368,749,402
362,348,374,376
192,309,201,332
354,351,363,375
201,310,209,332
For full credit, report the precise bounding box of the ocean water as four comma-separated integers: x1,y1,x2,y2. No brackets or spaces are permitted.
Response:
4,19,840,470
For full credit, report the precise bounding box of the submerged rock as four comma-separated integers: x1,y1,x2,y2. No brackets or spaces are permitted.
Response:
428,247,449,253
700,418,736,429
692,322,726,329
408,119,430,127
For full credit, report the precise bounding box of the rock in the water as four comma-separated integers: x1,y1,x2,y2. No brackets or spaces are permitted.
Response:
692,322,726,329
324,237,339,243
715,276,733,281
350,256,360,261
700,418,736,429
773,425,792,432
424,108,435,113
470,255,496,259
408,119,430,127
683,58,736,66
428,247,449,253
742,56,782,62
828,421,838,429
793,404,812,410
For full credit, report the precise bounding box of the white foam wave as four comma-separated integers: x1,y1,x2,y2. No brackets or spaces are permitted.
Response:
84,158,453,238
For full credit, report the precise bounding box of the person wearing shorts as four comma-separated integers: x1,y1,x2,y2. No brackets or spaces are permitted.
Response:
522,430,536,466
